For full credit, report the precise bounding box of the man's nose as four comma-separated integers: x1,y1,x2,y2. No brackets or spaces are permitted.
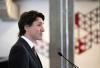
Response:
41,26,44,32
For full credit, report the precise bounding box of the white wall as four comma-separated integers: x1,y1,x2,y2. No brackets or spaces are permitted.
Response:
74,1,100,68
0,20,18,57
74,1,99,13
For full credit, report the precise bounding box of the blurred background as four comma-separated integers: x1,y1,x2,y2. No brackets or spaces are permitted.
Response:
0,0,100,68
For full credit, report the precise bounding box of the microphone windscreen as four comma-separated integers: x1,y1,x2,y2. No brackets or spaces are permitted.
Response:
58,52,62,56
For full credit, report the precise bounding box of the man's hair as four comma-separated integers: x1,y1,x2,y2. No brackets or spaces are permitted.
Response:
18,10,45,37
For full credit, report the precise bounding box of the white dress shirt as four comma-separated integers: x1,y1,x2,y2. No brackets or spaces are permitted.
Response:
21,36,37,48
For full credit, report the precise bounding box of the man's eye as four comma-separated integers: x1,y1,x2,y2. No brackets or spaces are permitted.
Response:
37,24,41,26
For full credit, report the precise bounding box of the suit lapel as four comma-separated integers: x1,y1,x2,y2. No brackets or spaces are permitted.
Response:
36,54,43,68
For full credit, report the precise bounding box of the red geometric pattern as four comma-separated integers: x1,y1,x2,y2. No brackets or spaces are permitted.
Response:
75,39,86,54
75,6,100,54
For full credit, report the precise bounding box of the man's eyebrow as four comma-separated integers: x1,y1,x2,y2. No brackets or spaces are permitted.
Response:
38,22,44,24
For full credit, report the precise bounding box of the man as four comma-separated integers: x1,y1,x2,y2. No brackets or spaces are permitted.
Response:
8,10,45,68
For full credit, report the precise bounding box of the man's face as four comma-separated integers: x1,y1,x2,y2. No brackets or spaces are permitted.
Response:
28,17,44,40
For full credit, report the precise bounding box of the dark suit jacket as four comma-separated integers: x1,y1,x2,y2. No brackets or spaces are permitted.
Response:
8,37,43,68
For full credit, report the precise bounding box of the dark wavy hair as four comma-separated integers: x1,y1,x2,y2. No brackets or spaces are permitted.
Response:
18,10,45,37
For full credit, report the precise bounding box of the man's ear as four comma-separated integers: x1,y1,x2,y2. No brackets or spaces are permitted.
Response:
24,25,30,31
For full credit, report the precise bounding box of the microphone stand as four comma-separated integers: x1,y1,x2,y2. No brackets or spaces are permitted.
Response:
58,52,79,68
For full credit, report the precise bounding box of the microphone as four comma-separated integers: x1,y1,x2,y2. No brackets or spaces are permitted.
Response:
58,52,79,68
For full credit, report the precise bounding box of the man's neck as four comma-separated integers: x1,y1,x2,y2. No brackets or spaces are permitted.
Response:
24,34,37,44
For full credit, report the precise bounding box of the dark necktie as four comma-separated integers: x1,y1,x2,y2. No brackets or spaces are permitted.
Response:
32,47,37,57
32,47,43,68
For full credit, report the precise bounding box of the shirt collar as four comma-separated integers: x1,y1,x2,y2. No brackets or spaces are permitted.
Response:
21,36,37,48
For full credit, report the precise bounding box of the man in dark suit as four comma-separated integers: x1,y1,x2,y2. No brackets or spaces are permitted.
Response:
8,10,45,68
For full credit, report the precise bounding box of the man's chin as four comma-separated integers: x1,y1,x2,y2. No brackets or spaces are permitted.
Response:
37,37,42,40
